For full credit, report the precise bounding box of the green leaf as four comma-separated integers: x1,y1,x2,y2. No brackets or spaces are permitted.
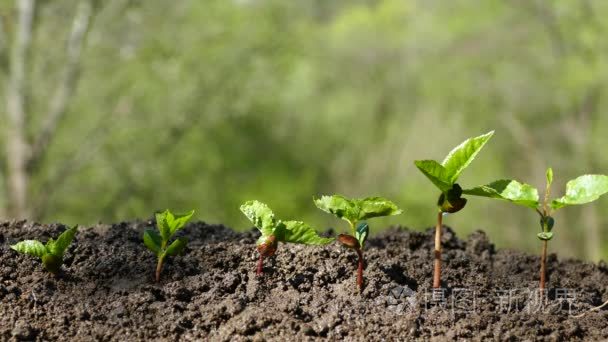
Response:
355,197,403,221
413,160,452,192
156,210,172,241
546,168,553,188
313,195,359,225
143,229,162,254
46,225,79,257
537,232,553,241
240,200,277,237
463,179,540,209
167,210,195,235
540,216,554,232
438,187,468,213
355,222,369,248
441,131,494,184
165,237,188,256
279,221,334,245
11,240,47,258
551,175,608,210
314,195,402,225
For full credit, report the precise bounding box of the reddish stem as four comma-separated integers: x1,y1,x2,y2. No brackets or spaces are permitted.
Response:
256,254,264,276
540,240,547,290
433,211,443,288
356,248,364,292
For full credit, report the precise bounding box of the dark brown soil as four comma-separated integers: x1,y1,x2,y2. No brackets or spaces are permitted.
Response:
1,219,607,341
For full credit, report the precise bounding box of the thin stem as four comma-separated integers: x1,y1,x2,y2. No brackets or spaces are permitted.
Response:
256,254,264,276
543,180,552,216
540,240,548,290
155,255,164,282
433,211,443,288
356,248,364,292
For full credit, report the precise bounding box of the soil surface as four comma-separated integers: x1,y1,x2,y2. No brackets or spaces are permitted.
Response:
1,219,607,341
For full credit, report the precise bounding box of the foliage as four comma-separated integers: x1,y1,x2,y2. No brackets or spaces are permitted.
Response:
11,226,79,273
314,195,402,233
464,169,608,240
240,200,333,253
415,131,494,213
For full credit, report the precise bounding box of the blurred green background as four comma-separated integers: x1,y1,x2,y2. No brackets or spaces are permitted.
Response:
1,0,608,261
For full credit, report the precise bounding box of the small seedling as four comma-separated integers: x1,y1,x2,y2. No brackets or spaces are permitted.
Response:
464,168,608,290
240,200,334,276
143,209,194,282
414,131,494,288
314,195,402,291
11,225,79,274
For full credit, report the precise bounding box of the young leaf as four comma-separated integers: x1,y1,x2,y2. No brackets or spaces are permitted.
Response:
540,216,554,232
413,160,452,192
313,195,359,225
546,168,553,188
46,225,79,257
11,240,47,258
156,210,173,241
355,222,369,248
168,210,195,235
165,237,188,256
537,232,553,241
551,175,608,210
143,229,162,254
355,197,403,221
280,221,334,245
240,200,277,236
463,179,540,209
441,131,494,184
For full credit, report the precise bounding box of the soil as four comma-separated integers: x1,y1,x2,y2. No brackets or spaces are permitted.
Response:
1,219,607,341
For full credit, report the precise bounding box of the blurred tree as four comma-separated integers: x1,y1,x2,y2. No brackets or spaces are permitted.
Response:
1,0,607,260
1,0,95,218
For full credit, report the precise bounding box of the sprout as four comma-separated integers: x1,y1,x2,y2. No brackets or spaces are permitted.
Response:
11,225,79,274
240,200,334,275
314,195,402,291
414,131,494,288
143,209,194,282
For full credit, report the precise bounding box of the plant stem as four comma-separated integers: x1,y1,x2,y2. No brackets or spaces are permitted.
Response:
433,211,443,288
356,248,364,292
540,239,548,290
155,255,164,282
256,254,264,276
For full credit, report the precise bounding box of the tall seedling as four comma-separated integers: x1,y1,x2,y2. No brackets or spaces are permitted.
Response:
414,131,494,288
463,168,608,290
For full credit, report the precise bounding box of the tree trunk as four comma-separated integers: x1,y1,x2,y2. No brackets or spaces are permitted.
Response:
5,0,36,219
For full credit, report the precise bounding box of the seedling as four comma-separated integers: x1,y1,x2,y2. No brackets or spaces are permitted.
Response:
11,225,79,274
463,168,608,290
143,209,194,282
314,195,402,291
414,131,494,288
240,200,334,276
